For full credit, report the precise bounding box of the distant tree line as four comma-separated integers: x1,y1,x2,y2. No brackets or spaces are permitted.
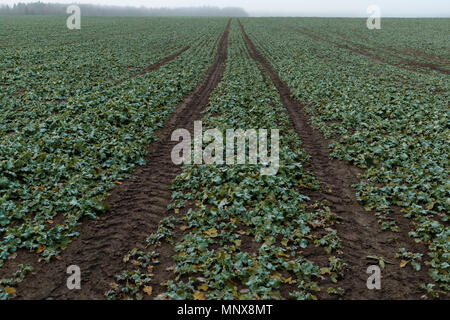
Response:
0,2,249,17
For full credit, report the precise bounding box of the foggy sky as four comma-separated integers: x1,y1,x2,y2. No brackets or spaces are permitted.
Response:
1,0,449,17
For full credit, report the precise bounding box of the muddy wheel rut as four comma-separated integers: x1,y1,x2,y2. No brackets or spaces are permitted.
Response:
239,20,431,299
12,20,230,300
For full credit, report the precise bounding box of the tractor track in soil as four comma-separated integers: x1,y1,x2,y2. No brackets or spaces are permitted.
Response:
6,46,192,109
11,19,231,300
114,46,191,86
292,26,450,76
239,20,431,300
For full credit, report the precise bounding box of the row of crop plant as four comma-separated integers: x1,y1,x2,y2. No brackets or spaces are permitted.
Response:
0,19,228,281
106,20,346,300
0,18,226,110
241,18,449,296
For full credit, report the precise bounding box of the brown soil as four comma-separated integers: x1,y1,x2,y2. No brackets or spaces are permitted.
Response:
9,20,230,300
114,46,191,86
239,20,431,300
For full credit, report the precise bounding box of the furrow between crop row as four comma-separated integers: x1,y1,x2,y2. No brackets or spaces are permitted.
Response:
113,46,191,86
291,26,450,75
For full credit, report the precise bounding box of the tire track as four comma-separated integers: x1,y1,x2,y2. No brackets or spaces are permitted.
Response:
14,19,231,300
113,46,191,86
239,20,431,300
293,26,449,75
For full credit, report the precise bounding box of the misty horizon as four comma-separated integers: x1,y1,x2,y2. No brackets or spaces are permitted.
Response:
0,1,449,17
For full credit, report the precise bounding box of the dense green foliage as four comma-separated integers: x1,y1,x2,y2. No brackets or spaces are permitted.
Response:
1,16,448,299
242,17,449,294
0,17,228,274
108,21,345,300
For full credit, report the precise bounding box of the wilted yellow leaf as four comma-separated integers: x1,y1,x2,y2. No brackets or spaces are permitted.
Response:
193,291,205,300
284,277,295,284
180,225,190,231
37,245,46,253
400,260,409,268
143,286,153,296
4,287,16,295
270,272,282,280
278,251,290,259
198,283,208,291
204,228,218,238
234,239,241,247
320,268,331,275
165,265,175,271
109,282,118,290
131,260,141,267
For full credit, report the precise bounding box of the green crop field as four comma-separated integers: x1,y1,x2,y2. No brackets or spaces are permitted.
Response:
0,15,448,301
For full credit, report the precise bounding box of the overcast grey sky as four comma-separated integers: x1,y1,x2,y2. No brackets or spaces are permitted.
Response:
1,0,449,17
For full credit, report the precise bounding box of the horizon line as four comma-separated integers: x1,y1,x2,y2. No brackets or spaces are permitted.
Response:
1,3,449,18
